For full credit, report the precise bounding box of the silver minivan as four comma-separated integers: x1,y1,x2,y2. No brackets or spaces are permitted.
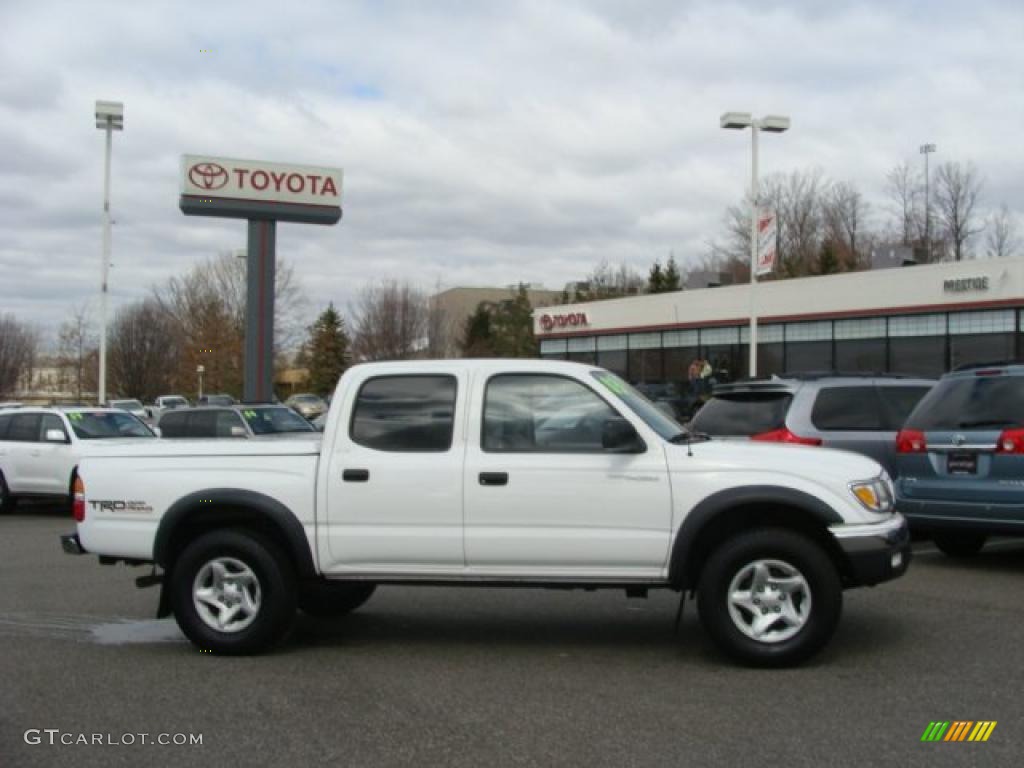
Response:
689,374,935,476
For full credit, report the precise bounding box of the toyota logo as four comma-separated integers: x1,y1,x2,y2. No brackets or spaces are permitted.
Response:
953,433,967,446
189,162,229,191
540,314,554,331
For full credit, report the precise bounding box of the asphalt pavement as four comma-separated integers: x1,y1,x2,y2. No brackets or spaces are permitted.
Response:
1,504,1021,768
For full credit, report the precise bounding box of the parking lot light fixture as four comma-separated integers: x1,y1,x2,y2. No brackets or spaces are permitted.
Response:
720,111,791,377
95,100,124,405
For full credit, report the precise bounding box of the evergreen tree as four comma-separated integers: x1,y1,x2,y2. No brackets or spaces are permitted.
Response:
647,261,665,294
491,284,537,358
663,254,682,291
306,303,350,395
461,303,496,357
817,241,840,275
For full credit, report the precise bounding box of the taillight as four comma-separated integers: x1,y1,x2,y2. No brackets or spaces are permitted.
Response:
751,428,823,446
896,429,927,454
72,475,85,522
996,428,1024,454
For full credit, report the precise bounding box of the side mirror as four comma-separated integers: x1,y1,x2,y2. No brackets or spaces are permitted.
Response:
230,425,248,438
45,429,69,444
602,417,644,453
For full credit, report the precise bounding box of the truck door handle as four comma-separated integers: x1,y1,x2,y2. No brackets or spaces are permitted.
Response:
479,472,508,486
343,469,370,482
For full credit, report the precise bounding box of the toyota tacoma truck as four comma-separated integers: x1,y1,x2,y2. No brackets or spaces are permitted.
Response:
62,360,910,666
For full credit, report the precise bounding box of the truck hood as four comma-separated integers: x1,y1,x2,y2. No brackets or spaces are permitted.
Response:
679,438,885,483
76,437,322,458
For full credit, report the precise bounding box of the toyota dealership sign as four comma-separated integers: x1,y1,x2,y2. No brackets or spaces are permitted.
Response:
179,154,343,224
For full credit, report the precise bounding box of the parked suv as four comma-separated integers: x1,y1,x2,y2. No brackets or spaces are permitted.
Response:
895,362,1024,556
158,405,317,439
689,374,934,476
0,407,155,512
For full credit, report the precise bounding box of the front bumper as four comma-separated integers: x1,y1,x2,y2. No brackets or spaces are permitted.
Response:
829,514,911,587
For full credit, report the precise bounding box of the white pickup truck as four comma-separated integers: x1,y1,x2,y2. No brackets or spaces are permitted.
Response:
63,360,910,666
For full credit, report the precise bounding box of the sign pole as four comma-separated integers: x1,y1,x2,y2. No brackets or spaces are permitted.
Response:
748,122,760,378
244,220,276,403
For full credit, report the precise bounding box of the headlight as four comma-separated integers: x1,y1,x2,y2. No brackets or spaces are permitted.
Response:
849,476,894,513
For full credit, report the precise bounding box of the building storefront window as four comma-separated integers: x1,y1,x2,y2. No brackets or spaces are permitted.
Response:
889,314,946,376
537,308,1022,379
628,333,663,383
596,335,628,377
566,336,596,365
948,310,1016,369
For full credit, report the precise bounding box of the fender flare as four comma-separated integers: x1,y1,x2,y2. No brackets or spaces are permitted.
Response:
668,485,844,587
152,488,316,579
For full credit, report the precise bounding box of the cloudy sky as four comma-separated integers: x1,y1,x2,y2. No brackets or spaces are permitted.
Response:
2,0,1022,342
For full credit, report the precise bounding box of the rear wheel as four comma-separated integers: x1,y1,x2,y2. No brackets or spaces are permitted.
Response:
933,532,986,558
169,529,297,655
697,528,842,667
299,583,377,617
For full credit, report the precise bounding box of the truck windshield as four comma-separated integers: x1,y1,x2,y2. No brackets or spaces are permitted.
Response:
590,371,683,441
68,411,155,439
241,407,316,434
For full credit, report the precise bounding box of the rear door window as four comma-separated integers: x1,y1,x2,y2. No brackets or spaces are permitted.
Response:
7,414,41,442
0,414,12,440
690,392,793,436
351,375,457,452
907,376,1024,431
877,386,932,430
159,411,188,437
811,387,885,431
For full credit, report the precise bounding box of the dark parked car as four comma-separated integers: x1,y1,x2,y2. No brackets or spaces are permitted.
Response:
158,406,317,439
689,373,934,476
196,394,237,407
633,382,703,422
894,362,1024,557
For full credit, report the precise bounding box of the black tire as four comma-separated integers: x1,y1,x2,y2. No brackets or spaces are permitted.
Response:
696,528,842,667
0,472,14,514
299,583,377,618
169,529,297,655
933,532,987,558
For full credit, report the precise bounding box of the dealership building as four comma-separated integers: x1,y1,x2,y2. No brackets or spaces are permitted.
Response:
534,256,1024,383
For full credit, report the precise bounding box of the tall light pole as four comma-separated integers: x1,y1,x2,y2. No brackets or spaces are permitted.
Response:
920,143,936,262
721,112,790,376
197,365,205,401
95,100,124,404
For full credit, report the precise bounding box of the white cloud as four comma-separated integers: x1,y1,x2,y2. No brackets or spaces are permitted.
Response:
1,0,1022,342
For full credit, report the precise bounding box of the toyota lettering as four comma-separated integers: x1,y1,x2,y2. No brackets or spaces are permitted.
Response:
540,312,589,332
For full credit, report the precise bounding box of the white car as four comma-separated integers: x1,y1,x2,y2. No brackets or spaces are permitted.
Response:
107,399,150,423
63,360,909,666
146,395,190,422
0,407,155,512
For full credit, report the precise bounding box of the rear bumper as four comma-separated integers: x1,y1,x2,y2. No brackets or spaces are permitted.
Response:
60,532,86,555
829,514,911,587
897,497,1024,533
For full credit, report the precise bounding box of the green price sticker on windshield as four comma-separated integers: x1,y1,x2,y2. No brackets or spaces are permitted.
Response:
243,410,257,419
596,373,627,395
68,412,83,421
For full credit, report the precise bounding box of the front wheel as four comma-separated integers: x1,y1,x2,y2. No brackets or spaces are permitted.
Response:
697,528,842,667
169,529,297,655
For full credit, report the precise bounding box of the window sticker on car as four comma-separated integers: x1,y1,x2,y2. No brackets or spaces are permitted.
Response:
68,413,83,421
595,373,627,396
243,410,258,419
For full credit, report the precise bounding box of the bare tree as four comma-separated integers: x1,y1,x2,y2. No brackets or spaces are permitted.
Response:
154,253,309,397
571,261,645,302
824,181,870,268
108,298,181,401
0,313,36,397
986,204,1019,259
935,161,984,261
884,162,921,247
350,280,428,361
57,303,97,402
